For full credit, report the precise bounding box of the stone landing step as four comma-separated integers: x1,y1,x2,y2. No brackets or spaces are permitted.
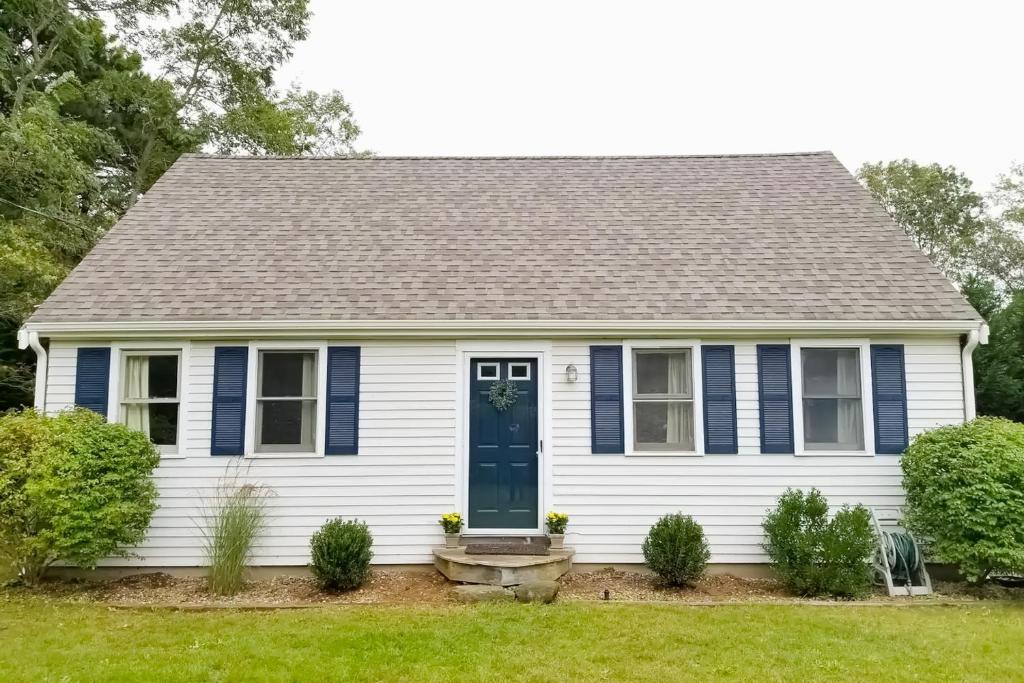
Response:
433,547,574,586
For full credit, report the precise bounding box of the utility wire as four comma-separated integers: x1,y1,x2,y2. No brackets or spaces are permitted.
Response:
0,196,87,228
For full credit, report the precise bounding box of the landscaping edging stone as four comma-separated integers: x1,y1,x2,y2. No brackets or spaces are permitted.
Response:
513,580,559,604
452,584,514,603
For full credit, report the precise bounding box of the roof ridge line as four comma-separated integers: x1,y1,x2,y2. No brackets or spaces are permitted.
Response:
178,151,836,161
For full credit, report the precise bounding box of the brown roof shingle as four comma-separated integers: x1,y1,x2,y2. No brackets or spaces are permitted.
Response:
29,152,980,323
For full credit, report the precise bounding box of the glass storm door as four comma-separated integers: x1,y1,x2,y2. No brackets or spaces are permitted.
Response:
468,359,539,529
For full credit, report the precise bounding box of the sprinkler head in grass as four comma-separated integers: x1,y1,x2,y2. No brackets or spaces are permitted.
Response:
603,589,610,601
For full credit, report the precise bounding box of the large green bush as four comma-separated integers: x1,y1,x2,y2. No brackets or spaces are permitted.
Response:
902,417,1024,582
309,518,373,591
0,408,160,584
641,513,710,586
762,489,876,598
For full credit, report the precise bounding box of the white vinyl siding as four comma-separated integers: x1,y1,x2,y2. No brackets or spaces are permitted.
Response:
41,334,966,567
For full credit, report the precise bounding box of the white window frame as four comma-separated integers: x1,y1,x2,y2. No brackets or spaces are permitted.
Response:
623,339,704,456
791,339,874,456
476,362,500,380
245,341,328,458
508,362,531,381
106,342,190,459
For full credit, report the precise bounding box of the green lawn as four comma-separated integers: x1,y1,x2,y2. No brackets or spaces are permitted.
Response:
2,596,1022,682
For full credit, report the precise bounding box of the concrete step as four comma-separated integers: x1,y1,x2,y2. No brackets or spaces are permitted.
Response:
433,547,574,587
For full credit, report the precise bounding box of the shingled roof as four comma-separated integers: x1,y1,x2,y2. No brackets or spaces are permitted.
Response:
29,152,979,324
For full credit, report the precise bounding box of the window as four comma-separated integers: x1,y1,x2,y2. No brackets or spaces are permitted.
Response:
256,350,318,453
477,363,499,380
632,349,694,451
801,348,864,451
120,352,180,453
509,362,530,380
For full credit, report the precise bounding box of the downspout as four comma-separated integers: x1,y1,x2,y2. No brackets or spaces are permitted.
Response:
961,324,989,421
16,329,47,412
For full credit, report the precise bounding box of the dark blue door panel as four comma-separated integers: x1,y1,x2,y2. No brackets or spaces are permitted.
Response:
468,359,538,529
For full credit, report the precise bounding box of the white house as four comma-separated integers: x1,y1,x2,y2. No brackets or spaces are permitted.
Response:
18,152,986,570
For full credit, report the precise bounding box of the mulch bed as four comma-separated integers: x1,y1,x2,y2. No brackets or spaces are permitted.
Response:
4,568,1019,608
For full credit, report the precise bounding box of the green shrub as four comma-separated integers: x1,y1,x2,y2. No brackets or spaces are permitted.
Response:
641,513,710,586
310,518,373,591
902,417,1024,582
762,488,876,598
202,482,271,595
0,408,159,584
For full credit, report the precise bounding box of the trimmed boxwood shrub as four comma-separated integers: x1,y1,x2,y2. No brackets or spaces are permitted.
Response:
310,518,373,591
0,408,160,584
642,513,710,586
762,488,875,598
902,417,1024,582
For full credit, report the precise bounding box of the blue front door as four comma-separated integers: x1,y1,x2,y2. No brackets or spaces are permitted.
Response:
468,359,539,529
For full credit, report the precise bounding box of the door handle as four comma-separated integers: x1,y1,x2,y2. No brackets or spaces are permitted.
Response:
537,439,543,457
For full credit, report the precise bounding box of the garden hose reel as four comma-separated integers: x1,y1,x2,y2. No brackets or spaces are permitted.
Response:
870,508,933,597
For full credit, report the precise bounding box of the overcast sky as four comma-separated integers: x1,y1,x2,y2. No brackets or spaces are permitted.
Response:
276,0,1021,191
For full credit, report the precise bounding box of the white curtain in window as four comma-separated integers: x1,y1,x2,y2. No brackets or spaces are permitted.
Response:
123,356,150,435
301,353,316,447
836,352,860,446
666,352,690,444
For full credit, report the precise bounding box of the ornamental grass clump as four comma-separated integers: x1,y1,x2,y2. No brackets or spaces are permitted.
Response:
762,488,876,598
310,518,373,591
642,513,710,586
202,482,272,596
902,417,1024,582
0,408,159,585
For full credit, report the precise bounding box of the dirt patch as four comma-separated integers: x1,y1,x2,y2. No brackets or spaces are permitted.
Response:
5,569,1018,608
559,569,790,603
13,570,454,607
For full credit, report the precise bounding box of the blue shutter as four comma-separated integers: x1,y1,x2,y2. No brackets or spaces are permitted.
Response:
757,344,794,454
871,344,909,455
590,345,624,454
75,347,110,417
211,346,248,456
702,345,737,454
326,346,360,455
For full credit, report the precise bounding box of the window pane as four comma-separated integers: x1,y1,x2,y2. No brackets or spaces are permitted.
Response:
148,403,179,445
260,352,316,397
803,398,863,450
634,401,694,450
634,350,691,397
123,355,178,400
148,356,178,398
257,399,316,451
122,403,178,446
802,348,860,397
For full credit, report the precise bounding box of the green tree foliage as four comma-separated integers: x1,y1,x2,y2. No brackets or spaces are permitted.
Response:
856,160,1014,287
0,408,160,584
974,293,1024,422
762,489,876,598
902,417,1024,582
0,0,362,409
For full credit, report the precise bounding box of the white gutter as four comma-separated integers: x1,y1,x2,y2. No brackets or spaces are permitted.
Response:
16,329,47,412
961,324,989,421
19,318,985,340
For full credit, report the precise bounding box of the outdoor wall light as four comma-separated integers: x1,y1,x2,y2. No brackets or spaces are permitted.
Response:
565,364,578,383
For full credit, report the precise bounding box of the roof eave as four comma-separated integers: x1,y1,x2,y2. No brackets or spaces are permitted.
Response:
21,318,986,340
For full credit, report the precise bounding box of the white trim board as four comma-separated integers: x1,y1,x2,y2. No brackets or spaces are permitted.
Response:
23,318,987,340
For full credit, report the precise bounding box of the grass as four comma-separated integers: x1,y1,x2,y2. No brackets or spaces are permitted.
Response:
1,596,1022,682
